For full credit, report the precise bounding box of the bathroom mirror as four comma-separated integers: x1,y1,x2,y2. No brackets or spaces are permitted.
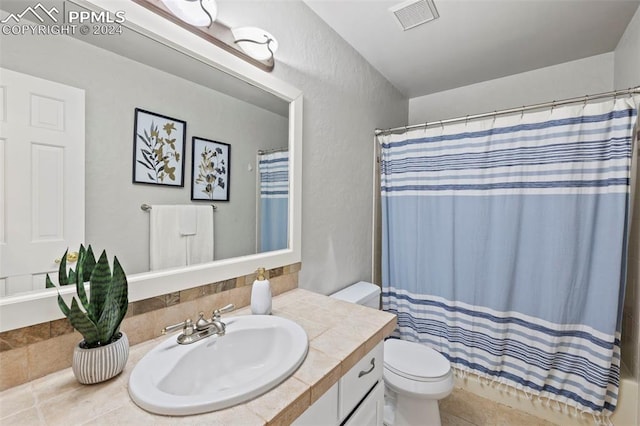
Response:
0,0,302,331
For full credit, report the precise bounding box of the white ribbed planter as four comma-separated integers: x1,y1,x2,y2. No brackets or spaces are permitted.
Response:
72,332,129,384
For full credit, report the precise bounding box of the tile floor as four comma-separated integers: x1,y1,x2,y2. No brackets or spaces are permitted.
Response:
440,388,558,426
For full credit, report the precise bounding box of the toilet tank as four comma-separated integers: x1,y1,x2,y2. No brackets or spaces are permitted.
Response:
330,281,381,309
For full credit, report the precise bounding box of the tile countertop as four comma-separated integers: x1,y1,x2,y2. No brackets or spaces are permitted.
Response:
0,289,397,425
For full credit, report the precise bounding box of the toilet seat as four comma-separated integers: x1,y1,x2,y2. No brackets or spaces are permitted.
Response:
384,339,451,382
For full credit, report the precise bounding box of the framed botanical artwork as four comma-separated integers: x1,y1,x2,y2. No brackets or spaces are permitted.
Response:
132,108,186,187
191,137,230,201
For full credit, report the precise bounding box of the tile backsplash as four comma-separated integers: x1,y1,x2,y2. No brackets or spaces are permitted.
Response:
0,263,300,391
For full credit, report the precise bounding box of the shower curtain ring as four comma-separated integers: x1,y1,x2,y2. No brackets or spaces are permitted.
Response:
520,107,525,120
582,95,589,109
551,101,556,113
440,121,444,131
465,115,470,126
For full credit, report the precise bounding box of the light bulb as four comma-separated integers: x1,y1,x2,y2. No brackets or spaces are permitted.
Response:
232,27,279,61
162,0,217,27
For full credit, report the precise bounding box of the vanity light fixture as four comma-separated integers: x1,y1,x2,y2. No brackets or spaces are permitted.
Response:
135,0,277,72
231,27,279,63
161,0,217,27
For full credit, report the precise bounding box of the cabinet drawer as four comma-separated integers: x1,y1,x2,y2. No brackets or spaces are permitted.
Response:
344,380,384,426
339,342,383,421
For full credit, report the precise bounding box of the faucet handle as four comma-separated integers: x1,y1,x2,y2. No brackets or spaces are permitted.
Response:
161,318,194,335
196,312,211,331
213,303,235,319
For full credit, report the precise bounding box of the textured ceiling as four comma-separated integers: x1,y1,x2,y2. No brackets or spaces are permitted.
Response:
304,0,640,98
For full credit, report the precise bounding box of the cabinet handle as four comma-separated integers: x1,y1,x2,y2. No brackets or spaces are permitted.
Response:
358,358,375,378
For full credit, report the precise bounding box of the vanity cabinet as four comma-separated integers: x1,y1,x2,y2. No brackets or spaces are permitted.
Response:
294,342,384,425
343,381,384,425
293,382,339,425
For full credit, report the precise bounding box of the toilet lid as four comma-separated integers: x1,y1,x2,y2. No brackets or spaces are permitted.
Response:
384,339,451,381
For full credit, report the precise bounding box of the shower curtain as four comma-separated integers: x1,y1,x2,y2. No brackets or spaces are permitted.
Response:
380,97,638,420
258,150,289,252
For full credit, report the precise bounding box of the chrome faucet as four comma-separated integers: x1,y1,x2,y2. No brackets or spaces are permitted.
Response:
162,303,235,345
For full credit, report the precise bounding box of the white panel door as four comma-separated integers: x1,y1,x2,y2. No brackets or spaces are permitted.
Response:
0,67,85,296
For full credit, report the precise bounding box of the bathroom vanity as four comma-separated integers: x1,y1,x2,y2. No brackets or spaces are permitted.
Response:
294,342,385,425
0,289,396,425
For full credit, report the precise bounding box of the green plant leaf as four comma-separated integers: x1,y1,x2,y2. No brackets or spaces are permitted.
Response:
58,249,69,286
45,274,55,289
89,250,111,322
111,256,128,328
56,293,71,317
68,298,100,347
48,264,71,317
82,245,96,283
74,247,91,319
97,297,120,344
95,255,128,343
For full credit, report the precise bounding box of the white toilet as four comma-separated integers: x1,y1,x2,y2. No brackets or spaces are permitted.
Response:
330,282,454,426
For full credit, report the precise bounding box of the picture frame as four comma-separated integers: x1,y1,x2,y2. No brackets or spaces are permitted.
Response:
191,137,231,201
132,108,186,187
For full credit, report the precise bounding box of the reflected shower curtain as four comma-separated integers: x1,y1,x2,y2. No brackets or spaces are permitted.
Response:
258,150,288,252
380,97,638,419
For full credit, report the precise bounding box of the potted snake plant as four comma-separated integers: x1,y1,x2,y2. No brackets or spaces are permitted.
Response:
46,244,129,384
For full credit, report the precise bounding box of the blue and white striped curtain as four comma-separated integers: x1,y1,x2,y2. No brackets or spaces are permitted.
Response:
258,150,289,252
380,97,638,419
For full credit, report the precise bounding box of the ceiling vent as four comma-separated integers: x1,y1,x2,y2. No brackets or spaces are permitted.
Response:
390,0,439,31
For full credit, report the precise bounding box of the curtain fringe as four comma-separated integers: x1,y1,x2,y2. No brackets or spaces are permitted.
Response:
452,366,613,425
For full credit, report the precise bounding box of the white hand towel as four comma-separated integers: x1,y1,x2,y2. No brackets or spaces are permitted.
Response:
187,206,214,265
149,205,187,271
179,205,197,236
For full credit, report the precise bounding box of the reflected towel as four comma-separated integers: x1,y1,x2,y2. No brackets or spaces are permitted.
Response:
149,205,186,271
179,206,197,236
187,206,214,265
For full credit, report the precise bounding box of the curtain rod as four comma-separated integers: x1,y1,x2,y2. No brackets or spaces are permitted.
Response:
375,86,640,137
258,147,288,155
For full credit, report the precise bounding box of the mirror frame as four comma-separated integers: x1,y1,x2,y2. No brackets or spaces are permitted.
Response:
0,0,302,332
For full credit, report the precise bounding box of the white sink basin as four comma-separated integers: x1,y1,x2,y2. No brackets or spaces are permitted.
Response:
128,315,308,416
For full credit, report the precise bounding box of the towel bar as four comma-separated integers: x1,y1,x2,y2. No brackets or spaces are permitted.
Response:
141,204,217,212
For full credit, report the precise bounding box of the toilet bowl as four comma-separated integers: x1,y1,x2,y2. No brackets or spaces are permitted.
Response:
330,281,453,426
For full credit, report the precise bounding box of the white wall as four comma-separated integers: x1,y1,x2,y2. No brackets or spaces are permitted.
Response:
614,6,640,89
0,33,287,275
409,53,614,124
216,1,409,295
